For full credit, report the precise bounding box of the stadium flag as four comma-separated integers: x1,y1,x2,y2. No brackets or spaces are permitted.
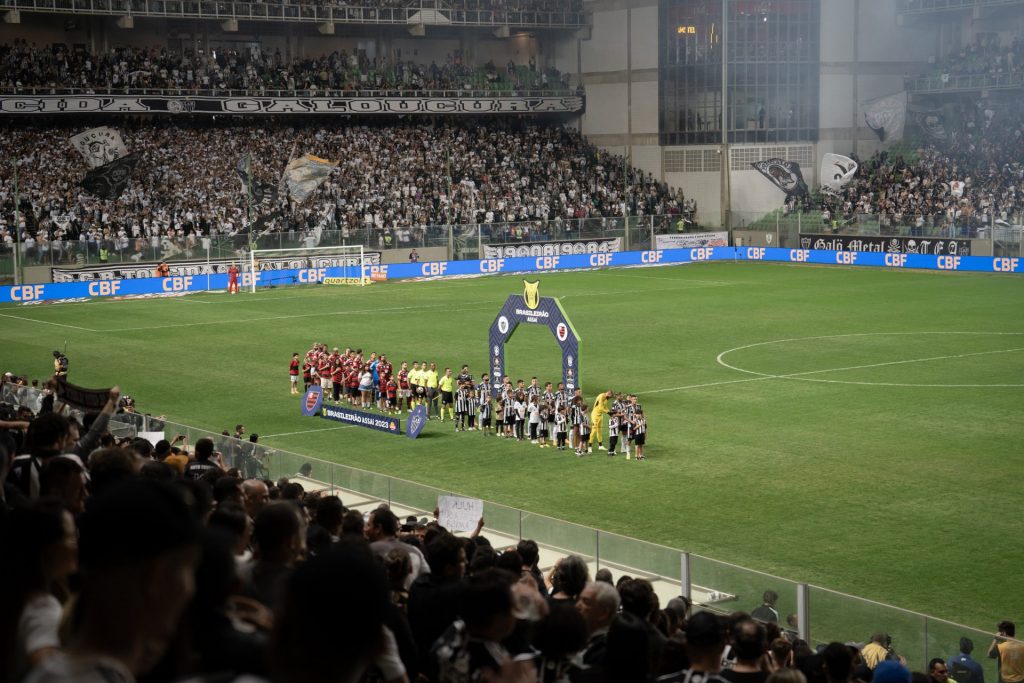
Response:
950,180,965,198
751,158,809,197
864,91,907,142
237,152,254,198
70,127,129,169
282,153,338,204
819,154,858,196
54,376,112,411
79,152,141,200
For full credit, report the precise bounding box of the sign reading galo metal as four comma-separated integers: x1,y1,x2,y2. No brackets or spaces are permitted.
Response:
488,281,582,397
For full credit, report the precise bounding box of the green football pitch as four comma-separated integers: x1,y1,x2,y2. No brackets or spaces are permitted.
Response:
2,262,1023,629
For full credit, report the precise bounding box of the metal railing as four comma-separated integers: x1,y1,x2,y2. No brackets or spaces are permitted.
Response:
3,215,686,280
899,0,1024,14
905,71,1024,93
0,0,587,27
732,209,1024,256
0,381,1014,670
0,85,577,98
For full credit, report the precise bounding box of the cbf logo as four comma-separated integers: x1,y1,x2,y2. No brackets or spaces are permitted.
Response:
523,280,540,310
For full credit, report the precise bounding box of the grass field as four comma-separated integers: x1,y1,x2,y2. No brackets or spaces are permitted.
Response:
2,261,1023,631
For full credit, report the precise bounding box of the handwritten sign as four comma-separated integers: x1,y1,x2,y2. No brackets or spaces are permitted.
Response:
438,495,483,532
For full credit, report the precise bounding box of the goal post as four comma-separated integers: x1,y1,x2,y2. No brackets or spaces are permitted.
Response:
244,245,370,293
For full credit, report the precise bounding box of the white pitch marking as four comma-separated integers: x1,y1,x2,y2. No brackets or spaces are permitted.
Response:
0,312,95,331
711,332,1024,389
261,425,356,438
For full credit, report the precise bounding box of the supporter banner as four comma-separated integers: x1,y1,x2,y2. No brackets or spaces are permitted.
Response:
819,154,858,196
4,248,1021,303
80,152,141,200
751,158,809,197
488,279,582,395
320,404,401,435
483,238,621,259
438,495,484,532
51,252,382,282
655,232,728,249
0,95,585,116
55,377,112,411
799,233,972,256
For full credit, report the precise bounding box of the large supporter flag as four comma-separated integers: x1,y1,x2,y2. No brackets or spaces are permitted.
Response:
282,154,338,204
79,152,141,200
751,158,809,197
70,127,129,169
55,376,112,411
864,91,907,142
819,154,858,196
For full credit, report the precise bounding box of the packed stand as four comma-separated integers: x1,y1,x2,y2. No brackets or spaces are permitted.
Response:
930,34,1024,82
805,96,1024,235
1,369,1019,683
0,119,684,261
0,41,574,94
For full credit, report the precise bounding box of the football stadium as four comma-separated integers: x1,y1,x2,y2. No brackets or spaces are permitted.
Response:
1,2,1023,683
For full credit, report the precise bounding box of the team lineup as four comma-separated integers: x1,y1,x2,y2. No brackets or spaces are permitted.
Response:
290,344,648,459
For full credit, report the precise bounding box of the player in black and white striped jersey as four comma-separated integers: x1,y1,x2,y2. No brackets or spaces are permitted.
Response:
622,394,639,459
527,377,542,401
631,408,647,460
610,393,629,456
502,389,517,438
454,383,471,432
570,397,586,452
466,388,478,431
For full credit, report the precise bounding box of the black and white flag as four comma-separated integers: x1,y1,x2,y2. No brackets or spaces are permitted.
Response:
70,127,129,169
864,92,907,142
751,158,809,197
80,152,141,200
819,154,858,196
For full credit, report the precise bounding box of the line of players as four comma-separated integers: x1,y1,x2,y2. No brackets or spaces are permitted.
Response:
289,344,648,460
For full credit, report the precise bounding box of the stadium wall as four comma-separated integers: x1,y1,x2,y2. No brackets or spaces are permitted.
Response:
3,249,1020,304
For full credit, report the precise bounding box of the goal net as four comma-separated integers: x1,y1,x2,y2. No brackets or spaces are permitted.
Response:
244,245,370,293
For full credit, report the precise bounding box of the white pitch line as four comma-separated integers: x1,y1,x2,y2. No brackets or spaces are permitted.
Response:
647,343,1024,394
780,347,1024,379
261,425,356,438
0,312,95,331
645,376,775,394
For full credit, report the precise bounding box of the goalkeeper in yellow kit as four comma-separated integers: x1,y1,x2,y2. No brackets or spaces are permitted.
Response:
588,390,613,453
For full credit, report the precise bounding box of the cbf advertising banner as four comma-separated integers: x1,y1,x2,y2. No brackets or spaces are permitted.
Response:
3,247,1021,304
488,280,582,396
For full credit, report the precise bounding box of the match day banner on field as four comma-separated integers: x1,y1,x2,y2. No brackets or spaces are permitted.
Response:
0,95,585,116
488,280,582,396
4,248,1023,303
799,233,971,256
655,232,728,249
52,252,381,282
320,404,402,435
483,237,621,259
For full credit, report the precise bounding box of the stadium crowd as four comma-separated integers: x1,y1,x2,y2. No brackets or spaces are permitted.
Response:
0,119,683,261
933,33,1024,80
2,369,1018,683
0,41,573,93
812,95,1024,234
99,0,583,15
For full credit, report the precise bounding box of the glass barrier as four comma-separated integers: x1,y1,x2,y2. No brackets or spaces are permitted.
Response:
809,586,928,666
387,476,450,515
521,511,598,562
924,616,1002,683
596,531,680,584
690,554,801,624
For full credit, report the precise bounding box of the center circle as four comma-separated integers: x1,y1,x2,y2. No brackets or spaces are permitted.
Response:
716,332,1024,388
